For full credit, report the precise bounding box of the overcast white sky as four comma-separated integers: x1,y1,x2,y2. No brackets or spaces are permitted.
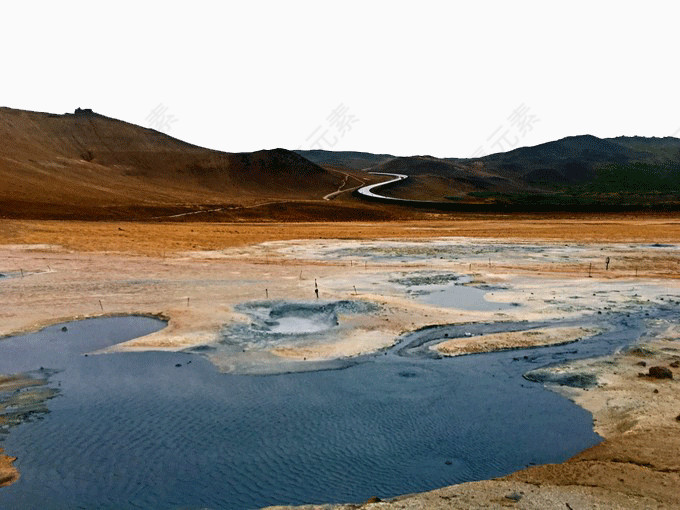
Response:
2,1,678,157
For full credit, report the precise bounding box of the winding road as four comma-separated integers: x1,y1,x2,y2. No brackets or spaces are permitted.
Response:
356,172,409,200
356,172,455,208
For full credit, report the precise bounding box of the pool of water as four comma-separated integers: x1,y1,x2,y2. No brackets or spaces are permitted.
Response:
415,281,514,311
0,315,166,373
0,307,672,509
392,271,515,311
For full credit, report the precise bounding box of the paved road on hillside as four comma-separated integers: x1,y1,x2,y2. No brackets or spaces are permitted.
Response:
356,172,409,200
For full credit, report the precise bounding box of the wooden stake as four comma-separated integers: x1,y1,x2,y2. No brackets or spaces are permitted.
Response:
99,299,104,312
588,263,592,278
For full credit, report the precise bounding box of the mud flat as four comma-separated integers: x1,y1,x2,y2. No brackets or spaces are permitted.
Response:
199,299,392,374
433,326,599,357
0,372,60,488
2,220,680,507
0,372,52,488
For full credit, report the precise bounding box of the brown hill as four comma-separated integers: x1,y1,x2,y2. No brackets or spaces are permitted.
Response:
0,107,351,220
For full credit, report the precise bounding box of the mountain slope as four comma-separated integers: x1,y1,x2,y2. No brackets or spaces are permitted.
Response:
0,107,341,219
466,135,650,185
364,156,518,200
607,136,680,162
295,150,395,171
359,135,680,206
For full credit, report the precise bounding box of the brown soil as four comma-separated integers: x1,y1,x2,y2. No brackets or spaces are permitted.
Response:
3,214,680,256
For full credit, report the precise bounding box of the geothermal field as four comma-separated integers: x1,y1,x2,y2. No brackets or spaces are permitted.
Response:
4,2,679,506
1,219,679,508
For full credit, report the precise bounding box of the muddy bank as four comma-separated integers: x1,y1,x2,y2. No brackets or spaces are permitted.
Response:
0,450,18,488
0,371,61,488
433,327,598,357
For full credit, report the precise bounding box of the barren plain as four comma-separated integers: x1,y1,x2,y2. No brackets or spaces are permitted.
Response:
1,217,679,508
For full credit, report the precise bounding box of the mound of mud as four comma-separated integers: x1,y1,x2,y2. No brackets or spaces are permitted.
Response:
524,368,598,389
241,299,379,337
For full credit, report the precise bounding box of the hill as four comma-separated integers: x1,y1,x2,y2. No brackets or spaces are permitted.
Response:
294,150,395,171
0,107,359,220
608,136,680,161
474,135,636,184
358,135,680,208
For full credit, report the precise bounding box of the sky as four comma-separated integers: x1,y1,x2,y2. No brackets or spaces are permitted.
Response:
2,1,679,158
